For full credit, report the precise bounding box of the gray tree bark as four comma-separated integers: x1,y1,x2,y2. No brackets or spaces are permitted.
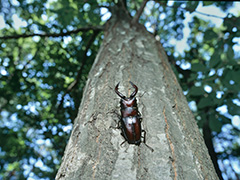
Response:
56,6,218,180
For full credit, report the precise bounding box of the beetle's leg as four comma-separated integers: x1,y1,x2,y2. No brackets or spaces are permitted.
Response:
145,143,154,152
110,119,121,129
137,112,142,121
108,109,122,130
117,120,122,128
141,129,154,152
110,123,120,129
120,128,130,146
110,109,121,119
107,109,121,126
120,137,127,147
139,91,146,98
120,141,126,147
142,129,146,143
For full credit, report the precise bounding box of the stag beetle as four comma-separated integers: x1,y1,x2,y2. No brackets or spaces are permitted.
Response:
114,81,153,151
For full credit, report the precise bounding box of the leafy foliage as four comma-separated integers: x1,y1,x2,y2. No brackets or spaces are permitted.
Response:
0,0,103,179
0,0,239,179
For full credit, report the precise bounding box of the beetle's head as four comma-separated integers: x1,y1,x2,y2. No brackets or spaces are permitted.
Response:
115,81,138,100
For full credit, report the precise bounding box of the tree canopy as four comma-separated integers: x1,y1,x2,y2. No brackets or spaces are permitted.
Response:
0,1,239,179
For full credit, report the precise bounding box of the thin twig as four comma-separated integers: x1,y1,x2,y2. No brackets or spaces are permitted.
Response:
132,0,149,23
0,25,104,40
57,30,101,112
193,9,225,19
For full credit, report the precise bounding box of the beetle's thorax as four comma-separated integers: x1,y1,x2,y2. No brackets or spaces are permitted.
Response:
120,97,138,117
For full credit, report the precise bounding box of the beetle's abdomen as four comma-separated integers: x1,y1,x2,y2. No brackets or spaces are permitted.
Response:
122,116,141,144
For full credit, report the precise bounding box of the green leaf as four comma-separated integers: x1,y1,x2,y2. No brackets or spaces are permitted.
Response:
204,29,218,41
197,114,206,128
198,97,210,109
189,86,205,96
209,114,222,132
227,101,240,115
186,1,199,13
203,2,214,6
191,63,207,72
224,17,234,30
197,93,220,109
209,51,221,68
187,73,198,82
226,47,235,63
222,68,240,86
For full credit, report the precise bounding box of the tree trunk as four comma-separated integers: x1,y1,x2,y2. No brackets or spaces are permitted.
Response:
56,6,218,180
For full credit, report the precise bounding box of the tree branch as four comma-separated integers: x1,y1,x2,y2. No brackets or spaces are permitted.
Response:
57,30,101,112
192,9,225,19
153,1,225,19
0,25,104,40
132,0,148,23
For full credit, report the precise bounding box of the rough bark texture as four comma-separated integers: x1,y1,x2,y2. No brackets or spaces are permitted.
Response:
56,8,218,180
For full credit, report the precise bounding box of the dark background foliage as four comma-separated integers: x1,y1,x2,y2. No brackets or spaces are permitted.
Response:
0,0,239,179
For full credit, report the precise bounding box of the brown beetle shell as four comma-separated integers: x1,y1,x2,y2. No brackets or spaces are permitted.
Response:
119,97,142,145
